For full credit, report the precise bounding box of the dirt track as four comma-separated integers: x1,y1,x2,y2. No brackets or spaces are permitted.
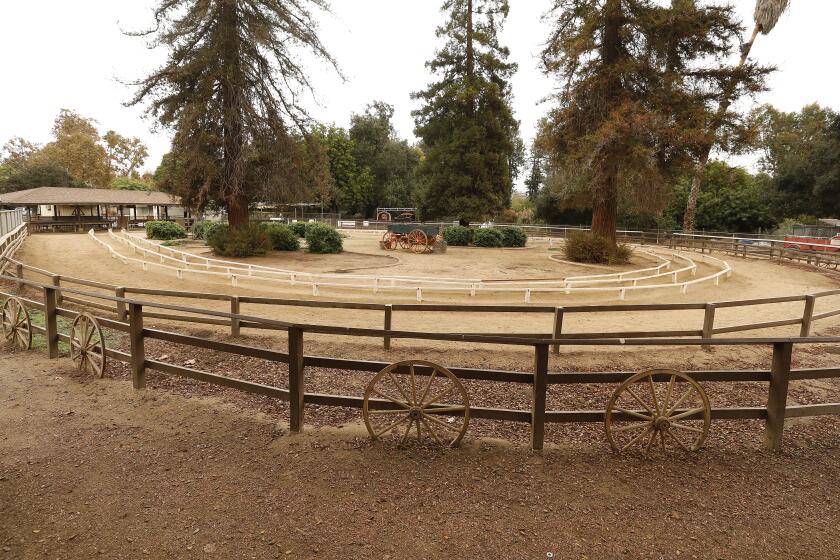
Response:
2,350,840,559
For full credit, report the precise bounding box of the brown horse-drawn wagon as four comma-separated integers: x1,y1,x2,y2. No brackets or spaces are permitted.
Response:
380,223,445,254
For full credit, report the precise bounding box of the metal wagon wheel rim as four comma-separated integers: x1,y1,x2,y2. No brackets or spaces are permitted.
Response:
363,359,470,447
605,369,710,455
1,297,32,350
70,312,107,378
408,230,429,253
398,234,411,250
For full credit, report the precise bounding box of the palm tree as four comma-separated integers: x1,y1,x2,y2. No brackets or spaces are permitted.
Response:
682,0,790,233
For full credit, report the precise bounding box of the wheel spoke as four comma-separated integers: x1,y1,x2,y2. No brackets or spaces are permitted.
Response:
661,374,676,416
373,414,410,438
369,388,411,409
399,418,414,445
420,416,445,446
667,429,692,452
409,364,418,406
422,412,462,433
643,429,657,456
668,407,705,422
670,422,703,434
423,383,457,408
624,387,654,415
368,408,410,415
647,376,660,415
613,407,653,421
612,422,651,433
659,431,666,453
621,426,651,452
666,388,695,416
418,370,437,405
387,373,413,405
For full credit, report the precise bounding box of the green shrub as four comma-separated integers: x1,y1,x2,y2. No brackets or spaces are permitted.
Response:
290,221,307,238
206,223,272,257
304,223,343,254
262,223,300,251
563,231,632,264
145,220,187,240
191,221,215,240
473,228,504,248
499,226,527,247
443,225,472,246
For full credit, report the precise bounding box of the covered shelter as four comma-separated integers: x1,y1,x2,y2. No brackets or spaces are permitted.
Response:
0,187,190,232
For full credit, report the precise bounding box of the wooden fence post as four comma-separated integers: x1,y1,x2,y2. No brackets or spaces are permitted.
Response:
129,303,146,389
531,344,549,451
51,275,62,305
15,263,23,294
115,287,126,321
552,307,564,355
288,327,305,432
701,304,716,351
765,342,793,451
800,295,816,337
230,296,240,337
383,304,392,350
43,286,59,359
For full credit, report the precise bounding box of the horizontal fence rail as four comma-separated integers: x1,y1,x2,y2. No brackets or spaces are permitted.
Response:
2,273,840,452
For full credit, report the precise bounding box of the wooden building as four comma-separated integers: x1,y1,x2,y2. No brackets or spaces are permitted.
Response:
0,187,189,232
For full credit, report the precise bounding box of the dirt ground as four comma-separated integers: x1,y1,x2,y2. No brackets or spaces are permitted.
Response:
2,350,840,559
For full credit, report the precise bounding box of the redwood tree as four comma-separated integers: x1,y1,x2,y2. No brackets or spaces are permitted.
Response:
128,0,339,225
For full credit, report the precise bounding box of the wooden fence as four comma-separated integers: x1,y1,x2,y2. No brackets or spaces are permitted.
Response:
3,273,840,452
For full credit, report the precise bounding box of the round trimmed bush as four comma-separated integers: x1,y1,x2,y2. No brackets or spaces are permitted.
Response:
290,221,307,238
145,220,187,240
499,226,527,247
443,225,472,246
305,223,343,254
563,231,632,264
206,223,272,257
262,223,300,251
473,228,504,248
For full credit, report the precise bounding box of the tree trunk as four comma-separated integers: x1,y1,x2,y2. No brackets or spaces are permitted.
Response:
592,174,618,244
683,24,761,232
220,1,247,228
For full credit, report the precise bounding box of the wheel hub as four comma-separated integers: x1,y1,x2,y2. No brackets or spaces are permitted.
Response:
654,416,670,432
408,407,422,420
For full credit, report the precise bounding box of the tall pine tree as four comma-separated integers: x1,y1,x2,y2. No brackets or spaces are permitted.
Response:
541,0,769,244
128,0,339,226
412,0,521,225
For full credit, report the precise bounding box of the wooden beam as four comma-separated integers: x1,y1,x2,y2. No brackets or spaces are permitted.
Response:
43,286,59,358
552,307,564,355
288,327,305,432
800,295,816,337
765,342,793,451
129,303,146,389
702,304,716,351
230,296,240,337
531,344,549,451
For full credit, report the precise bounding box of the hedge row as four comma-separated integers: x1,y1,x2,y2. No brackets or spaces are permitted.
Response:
200,221,341,257
563,231,633,264
442,225,527,248
145,220,187,241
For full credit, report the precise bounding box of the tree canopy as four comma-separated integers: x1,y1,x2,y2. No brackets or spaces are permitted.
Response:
128,0,339,225
413,0,521,224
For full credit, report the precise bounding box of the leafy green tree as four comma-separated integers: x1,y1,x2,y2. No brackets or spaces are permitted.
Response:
749,103,836,174
33,109,112,187
413,0,521,225
524,140,545,201
112,176,155,191
128,0,340,226
665,161,777,232
541,0,769,244
0,163,82,193
322,127,373,216
103,131,149,178
1,137,39,170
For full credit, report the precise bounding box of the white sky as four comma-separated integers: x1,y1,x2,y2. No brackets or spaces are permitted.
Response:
1,0,838,180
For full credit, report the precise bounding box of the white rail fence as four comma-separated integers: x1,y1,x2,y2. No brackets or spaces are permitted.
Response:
0,209,24,238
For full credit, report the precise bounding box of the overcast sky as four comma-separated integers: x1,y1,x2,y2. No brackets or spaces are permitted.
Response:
1,0,838,180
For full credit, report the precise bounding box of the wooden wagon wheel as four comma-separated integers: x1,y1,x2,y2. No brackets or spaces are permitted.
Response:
408,229,430,253
70,312,106,378
362,359,470,447
381,231,398,250
398,234,411,250
605,369,710,455
2,297,32,350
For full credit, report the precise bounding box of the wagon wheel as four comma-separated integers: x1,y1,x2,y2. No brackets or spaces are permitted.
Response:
381,231,398,250
605,369,710,455
398,234,411,250
362,359,470,447
70,312,107,378
1,297,32,350
408,229,430,253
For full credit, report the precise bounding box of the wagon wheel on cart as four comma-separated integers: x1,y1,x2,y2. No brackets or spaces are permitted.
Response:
362,359,470,447
605,369,710,455
398,234,411,250
2,297,32,350
381,231,398,250
70,312,106,378
407,229,430,253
